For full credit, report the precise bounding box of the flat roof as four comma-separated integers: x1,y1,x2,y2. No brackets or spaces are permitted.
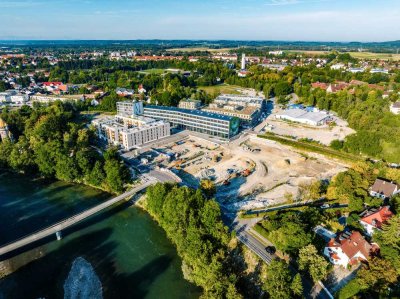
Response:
203,105,258,117
145,105,234,121
277,108,330,123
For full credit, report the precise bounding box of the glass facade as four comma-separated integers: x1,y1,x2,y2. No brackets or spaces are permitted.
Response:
144,106,239,139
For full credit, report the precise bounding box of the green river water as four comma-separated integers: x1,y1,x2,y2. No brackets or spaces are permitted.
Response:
0,173,200,299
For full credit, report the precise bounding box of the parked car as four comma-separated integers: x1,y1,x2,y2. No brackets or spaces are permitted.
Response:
265,246,276,255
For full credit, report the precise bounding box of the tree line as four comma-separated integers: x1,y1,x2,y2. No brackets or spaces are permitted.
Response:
0,102,130,193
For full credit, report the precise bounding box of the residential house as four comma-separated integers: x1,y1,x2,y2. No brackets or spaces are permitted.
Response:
323,231,378,267
369,178,400,199
311,82,329,90
359,206,394,236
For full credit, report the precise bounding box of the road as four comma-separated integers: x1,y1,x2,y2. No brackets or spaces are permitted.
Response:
233,217,275,264
233,216,332,299
245,199,347,215
0,177,161,257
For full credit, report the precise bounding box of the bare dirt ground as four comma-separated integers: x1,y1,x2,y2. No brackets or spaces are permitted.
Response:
155,134,347,212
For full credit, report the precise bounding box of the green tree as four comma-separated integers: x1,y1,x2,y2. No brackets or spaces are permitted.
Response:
298,244,329,283
291,273,303,297
263,260,292,299
200,179,216,199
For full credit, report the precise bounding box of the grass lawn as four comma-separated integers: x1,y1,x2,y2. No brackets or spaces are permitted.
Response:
198,84,243,95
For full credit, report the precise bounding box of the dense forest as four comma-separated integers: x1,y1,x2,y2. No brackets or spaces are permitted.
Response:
144,183,307,299
0,102,130,193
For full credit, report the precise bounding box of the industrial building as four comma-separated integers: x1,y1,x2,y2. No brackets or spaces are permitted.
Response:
275,108,332,126
143,105,239,139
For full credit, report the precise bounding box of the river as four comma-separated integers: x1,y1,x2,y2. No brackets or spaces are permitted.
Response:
0,173,200,299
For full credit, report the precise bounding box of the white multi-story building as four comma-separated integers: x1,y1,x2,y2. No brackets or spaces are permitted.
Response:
93,115,170,151
117,100,144,117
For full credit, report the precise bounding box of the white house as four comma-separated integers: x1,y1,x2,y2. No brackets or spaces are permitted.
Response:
359,206,393,237
323,231,378,267
369,178,400,199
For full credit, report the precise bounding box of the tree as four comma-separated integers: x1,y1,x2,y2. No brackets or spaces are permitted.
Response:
291,273,303,297
298,244,329,283
200,179,216,199
274,81,293,97
263,260,292,299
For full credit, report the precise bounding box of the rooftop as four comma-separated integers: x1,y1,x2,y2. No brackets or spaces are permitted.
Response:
327,231,376,260
370,178,399,198
144,105,235,121
360,206,393,229
202,105,259,117
277,108,330,123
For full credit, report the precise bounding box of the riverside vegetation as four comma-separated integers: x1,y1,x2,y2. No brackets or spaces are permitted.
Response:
0,102,130,193
142,182,307,299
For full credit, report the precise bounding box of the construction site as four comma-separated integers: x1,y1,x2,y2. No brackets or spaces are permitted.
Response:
133,133,347,212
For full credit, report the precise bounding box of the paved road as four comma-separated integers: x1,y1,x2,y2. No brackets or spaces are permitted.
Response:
233,217,275,264
233,216,332,299
0,178,157,257
246,198,348,215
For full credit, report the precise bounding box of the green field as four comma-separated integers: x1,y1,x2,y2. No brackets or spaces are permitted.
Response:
166,47,234,53
348,51,400,61
198,84,243,95
137,68,169,75
286,50,400,61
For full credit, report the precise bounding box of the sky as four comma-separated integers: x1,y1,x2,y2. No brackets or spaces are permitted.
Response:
0,0,399,42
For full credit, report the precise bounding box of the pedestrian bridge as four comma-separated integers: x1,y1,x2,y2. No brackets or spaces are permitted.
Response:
0,179,156,258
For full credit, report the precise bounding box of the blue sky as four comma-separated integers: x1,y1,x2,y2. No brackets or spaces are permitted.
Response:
0,0,399,41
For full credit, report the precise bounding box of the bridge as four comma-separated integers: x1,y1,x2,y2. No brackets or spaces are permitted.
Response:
0,177,159,257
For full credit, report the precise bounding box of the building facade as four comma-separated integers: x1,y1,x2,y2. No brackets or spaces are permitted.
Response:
178,99,201,110
117,100,144,117
93,116,170,151
143,105,239,139
0,118,11,141
359,206,393,237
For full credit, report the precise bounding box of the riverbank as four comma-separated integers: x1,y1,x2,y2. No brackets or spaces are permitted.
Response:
0,176,200,298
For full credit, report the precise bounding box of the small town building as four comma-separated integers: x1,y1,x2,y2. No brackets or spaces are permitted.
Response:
0,118,11,141
359,206,393,236
323,231,378,267
369,178,400,199
390,102,400,115
178,99,201,110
